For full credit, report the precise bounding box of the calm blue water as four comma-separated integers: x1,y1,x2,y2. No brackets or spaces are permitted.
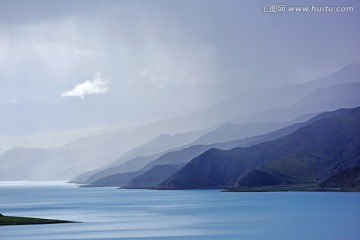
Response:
0,182,359,240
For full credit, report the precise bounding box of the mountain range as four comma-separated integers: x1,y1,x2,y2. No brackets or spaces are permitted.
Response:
80,80,360,186
159,107,360,189
88,106,360,188
0,63,359,183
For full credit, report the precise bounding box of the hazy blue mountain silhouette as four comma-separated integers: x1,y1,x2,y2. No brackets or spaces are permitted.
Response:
81,81,360,185
159,107,360,189
2,64,360,181
89,107,356,187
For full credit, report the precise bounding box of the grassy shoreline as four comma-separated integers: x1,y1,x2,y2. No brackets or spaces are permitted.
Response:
0,214,78,226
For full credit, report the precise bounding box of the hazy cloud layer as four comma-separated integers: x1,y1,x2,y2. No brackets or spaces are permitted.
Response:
0,0,359,126
61,73,109,98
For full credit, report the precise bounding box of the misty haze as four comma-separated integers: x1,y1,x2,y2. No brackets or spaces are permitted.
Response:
0,0,359,239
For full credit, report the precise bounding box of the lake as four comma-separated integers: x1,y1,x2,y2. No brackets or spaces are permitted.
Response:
0,181,359,240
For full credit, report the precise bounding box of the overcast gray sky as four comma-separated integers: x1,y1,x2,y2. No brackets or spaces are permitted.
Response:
0,0,359,125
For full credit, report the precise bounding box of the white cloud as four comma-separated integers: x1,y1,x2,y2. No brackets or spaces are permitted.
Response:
61,73,109,98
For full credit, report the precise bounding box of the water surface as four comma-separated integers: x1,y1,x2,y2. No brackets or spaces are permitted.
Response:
0,182,359,240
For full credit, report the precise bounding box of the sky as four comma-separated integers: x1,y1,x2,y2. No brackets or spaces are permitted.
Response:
0,0,359,127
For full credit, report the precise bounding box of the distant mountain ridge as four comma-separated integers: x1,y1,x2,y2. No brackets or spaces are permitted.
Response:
191,122,286,145
1,63,359,181
233,82,360,123
89,107,359,187
158,107,360,189
81,80,360,185
82,120,296,184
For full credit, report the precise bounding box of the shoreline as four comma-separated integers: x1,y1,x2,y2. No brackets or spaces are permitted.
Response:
0,214,79,226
